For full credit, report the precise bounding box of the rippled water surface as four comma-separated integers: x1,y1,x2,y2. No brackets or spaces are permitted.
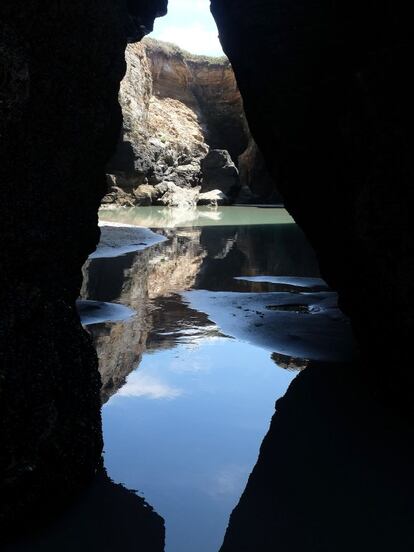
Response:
81,206,352,552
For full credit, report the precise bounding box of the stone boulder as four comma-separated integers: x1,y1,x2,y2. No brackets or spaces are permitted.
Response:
133,184,158,206
198,189,229,206
156,181,200,209
106,172,142,190
101,186,136,207
169,163,201,188
200,149,240,199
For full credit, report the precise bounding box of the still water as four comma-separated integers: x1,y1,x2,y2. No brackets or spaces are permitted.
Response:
81,206,352,552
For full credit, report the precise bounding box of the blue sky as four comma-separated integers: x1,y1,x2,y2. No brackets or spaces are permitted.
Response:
151,0,224,57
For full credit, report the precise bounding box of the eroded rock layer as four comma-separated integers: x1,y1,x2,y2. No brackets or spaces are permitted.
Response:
106,37,279,205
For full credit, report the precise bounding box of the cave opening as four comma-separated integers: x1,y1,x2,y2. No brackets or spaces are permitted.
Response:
104,0,280,208
2,1,413,551
75,4,356,552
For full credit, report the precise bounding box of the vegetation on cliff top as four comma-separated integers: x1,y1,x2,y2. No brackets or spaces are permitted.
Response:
143,37,229,67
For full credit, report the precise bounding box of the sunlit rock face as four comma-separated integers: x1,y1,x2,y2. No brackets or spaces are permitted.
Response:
0,0,165,534
147,39,246,161
211,0,414,390
106,37,279,204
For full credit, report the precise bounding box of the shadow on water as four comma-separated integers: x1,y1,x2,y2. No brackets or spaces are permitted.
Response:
4,468,164,552
219,361,414,552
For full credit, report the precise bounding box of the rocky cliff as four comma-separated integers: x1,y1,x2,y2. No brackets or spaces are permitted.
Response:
106,37,279,206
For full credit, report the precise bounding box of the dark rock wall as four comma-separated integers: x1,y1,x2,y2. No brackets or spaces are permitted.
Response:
238,137,281,202
210,0,414,381
5,468,165,552
210,1,414,549
0,0,165,533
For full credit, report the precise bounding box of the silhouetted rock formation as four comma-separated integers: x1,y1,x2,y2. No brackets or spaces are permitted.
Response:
4,468,165,552
0,0,165,537
209,2,414,548
210,0,414,395
219,363,414,551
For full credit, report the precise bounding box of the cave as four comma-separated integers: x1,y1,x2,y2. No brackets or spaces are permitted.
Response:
1,1,413,551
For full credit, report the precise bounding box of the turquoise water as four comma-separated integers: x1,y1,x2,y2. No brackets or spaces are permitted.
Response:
99,205,294,228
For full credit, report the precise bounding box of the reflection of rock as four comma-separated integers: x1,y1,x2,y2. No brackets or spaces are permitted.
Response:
220,363,414,552
88,316,150,404
5,468,164,552
146,294,221,352
197,224,321,292
83,247,155,402
83,217,325,402
147,230,206,298
82,227,206,402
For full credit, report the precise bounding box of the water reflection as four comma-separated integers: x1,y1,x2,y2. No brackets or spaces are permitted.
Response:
82,226,208,403
103,340,296,552
196,223,321,292
80,206,354,552
117,371,184,399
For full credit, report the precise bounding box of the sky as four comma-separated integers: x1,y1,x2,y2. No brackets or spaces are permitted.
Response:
151,0,224,57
